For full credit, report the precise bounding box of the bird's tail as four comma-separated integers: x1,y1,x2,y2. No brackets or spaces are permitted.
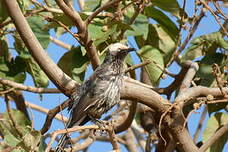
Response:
55,116,73,152
55,115,90,151
55,133,69,152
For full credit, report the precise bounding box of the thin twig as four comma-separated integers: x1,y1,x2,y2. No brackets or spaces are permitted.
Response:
212,1,228,19
200,0,227,35
176,8,205,62
50,36,72,50
85,0,122,25
45,125,100,152
124,60,151,73
66,134,95,152
151,60,176,78
0,78,60,93
193,107,207,143
40,98,71,134
24,101,68,122
156,61,192,99
0,87,15,95
136,52,176,78
166,0,186,67
45,16,78,40
212,64,227,96
4,93,24,137
77,0,84,11
106,123,120,151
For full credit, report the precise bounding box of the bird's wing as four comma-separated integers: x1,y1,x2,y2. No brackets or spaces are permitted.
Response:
67,65,110,126
68,75,99,126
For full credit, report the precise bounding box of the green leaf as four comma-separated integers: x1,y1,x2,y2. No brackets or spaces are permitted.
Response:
38,136,46,152
96,25,117,46
84,0,102,11
18,130,41,151
196,53,225,87
151,0,181,18
144,6,179,40
27,16,50,49
88,18,119,47
125,14,149,38
181,32,228,61
26,57,49,88
0,54,26,86
0,1,9,22
203,113,228,152
191,32,228,50
137,45,164,86
195,53,226,114
58,47,89,83
0,110,43,152
12,148,26,152
1,130,21,147
46,14,74,29
0,110,31,147
2,110,31,133
135,35,147,48
147,24,176,64
13,34,48,87
125,53,134,66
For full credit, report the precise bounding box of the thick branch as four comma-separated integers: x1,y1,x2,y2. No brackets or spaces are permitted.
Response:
4,0,77,96
175,86,228,106
114,101,137,133
170,124,199,152
55,0,100,69
122,78,170,113
178,61,199,95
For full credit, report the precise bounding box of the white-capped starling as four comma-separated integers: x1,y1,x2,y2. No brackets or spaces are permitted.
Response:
55,43,134,151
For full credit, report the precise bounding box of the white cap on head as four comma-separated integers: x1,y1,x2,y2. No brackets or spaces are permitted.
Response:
109,43,130,52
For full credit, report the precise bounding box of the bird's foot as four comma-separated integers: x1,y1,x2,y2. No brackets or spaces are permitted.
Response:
92,119,111,135
95,119,109,130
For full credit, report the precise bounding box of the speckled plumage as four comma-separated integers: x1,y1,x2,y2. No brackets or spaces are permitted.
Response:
55,43,134,152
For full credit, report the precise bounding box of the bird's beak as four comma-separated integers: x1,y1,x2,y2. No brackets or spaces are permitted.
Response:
121,47,135,53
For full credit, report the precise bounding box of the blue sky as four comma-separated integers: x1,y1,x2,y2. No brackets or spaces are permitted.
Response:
0,0,227,151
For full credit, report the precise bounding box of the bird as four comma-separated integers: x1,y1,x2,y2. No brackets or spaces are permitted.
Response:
55,43,134,152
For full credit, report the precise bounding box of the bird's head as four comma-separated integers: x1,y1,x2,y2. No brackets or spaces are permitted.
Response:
104,43,135,63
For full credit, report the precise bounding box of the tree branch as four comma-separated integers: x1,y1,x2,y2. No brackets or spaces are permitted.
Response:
9,91,30,120
114,101,137,133
40,98,71,134
55,0,100,70
85,0,122,25
193,107,207,143
24,101,68,123
178,61,199,95
122,78,170,113
156,61,191,98
0,77,61,93
50,36,72,50
175,86,228,106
